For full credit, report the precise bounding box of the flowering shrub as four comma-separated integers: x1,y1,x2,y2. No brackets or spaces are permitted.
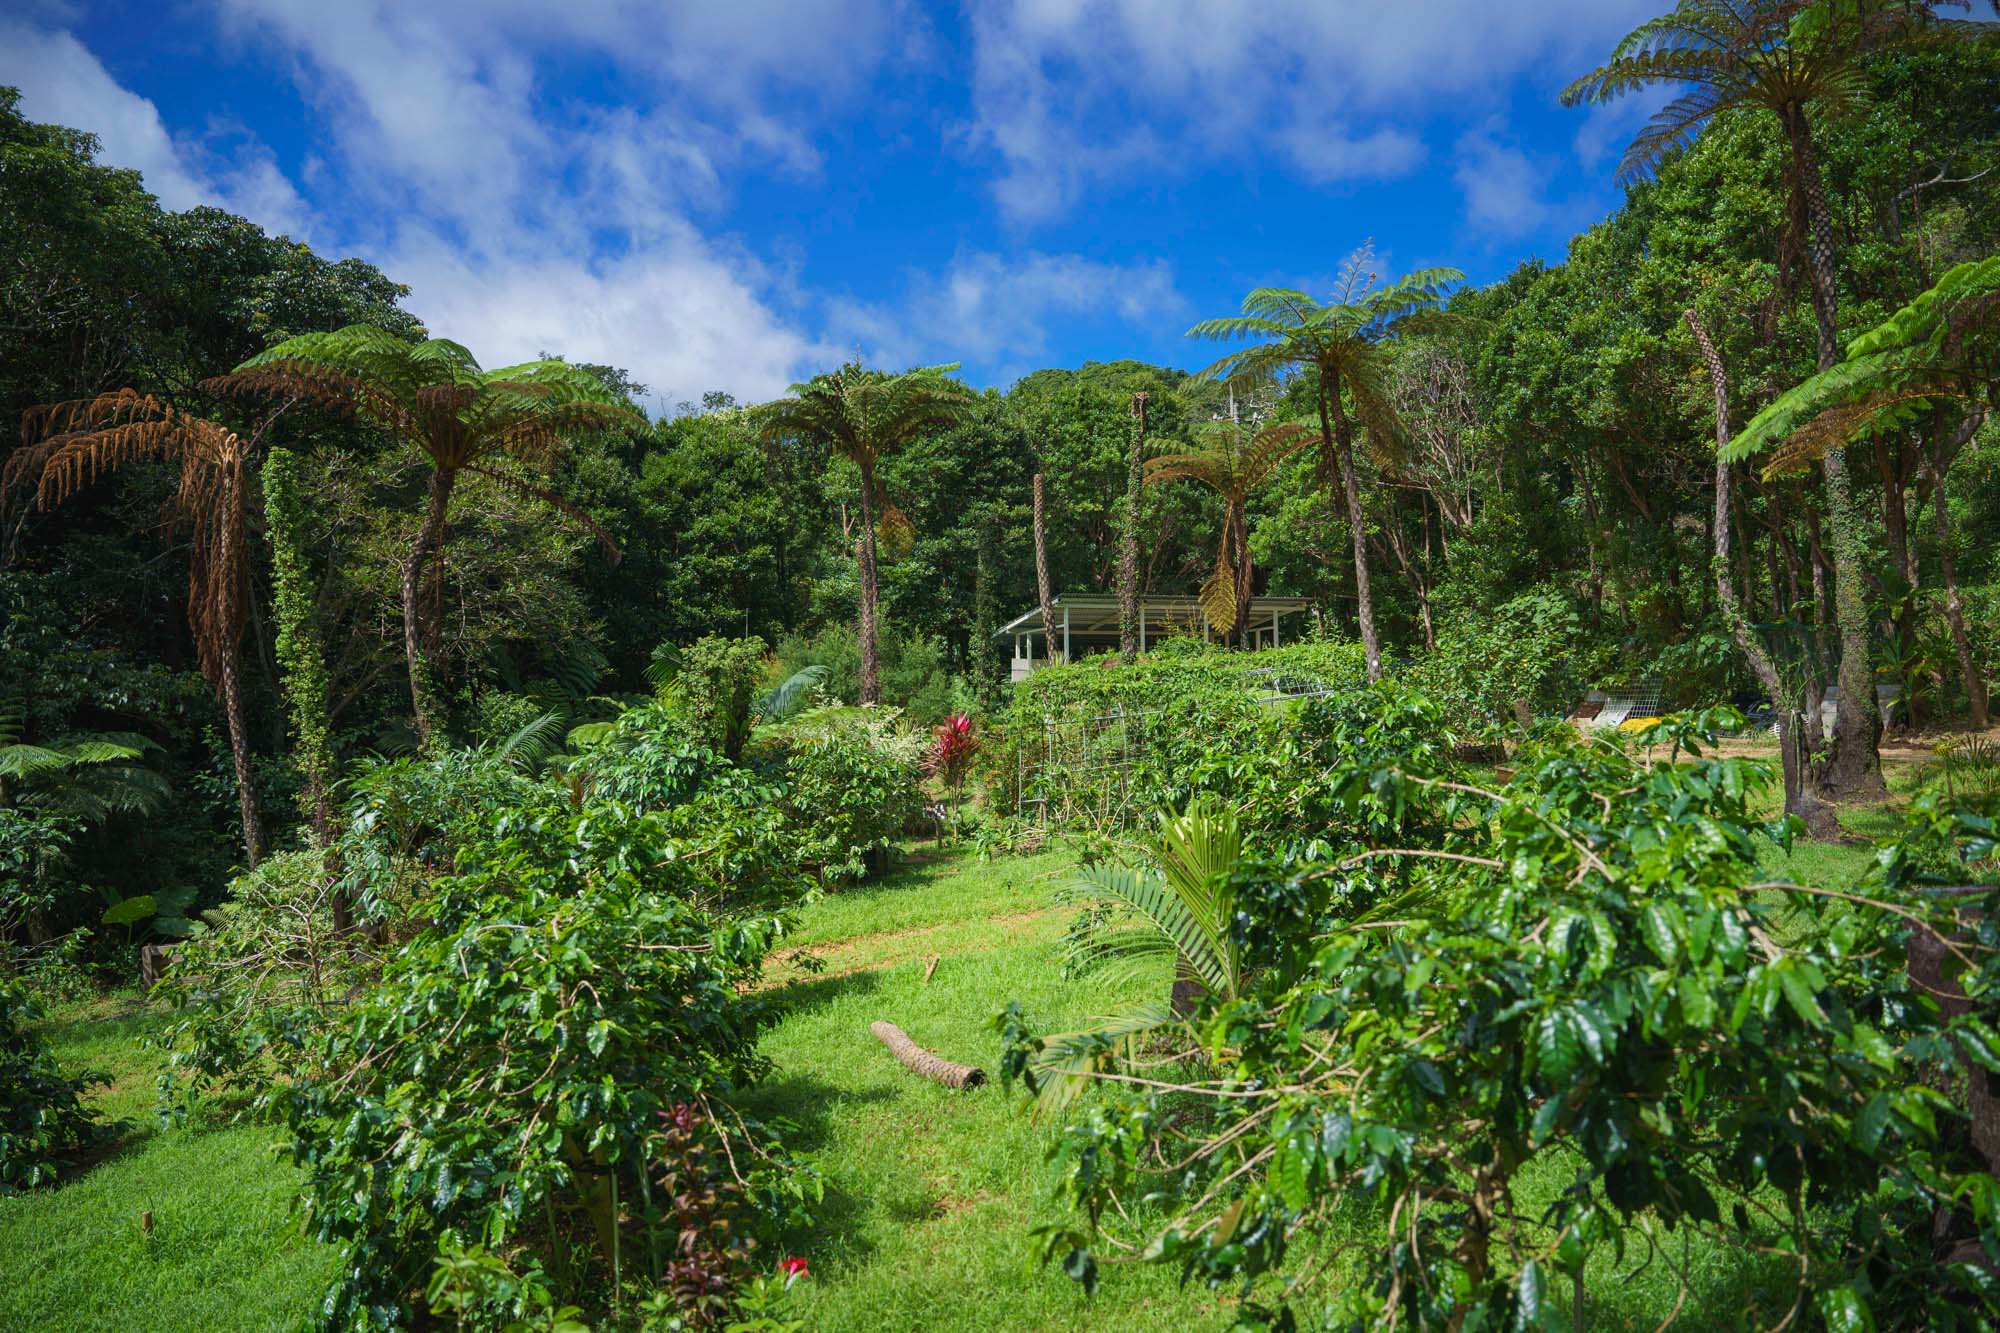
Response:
927,713,978,801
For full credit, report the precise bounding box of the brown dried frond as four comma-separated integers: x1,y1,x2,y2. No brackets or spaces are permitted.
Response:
1761,388,1945,478
15,390,251,688
205,361,421,442
19,388,166,445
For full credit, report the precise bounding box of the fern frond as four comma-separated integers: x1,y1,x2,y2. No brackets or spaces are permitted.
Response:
1026,1002,1179,1116
490,710,568,772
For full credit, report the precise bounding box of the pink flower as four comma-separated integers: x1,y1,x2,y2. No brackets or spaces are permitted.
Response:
780,1256,809,1285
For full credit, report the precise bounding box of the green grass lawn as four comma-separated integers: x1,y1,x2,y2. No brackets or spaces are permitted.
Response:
0,996,338,1333
0,817,1900,1331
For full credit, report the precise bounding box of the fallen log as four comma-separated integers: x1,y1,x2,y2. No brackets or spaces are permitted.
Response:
870,1020,985,1089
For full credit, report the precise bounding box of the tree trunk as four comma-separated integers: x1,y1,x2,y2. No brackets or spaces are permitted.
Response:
870,1021,985,1089
400,466,457,746
1931,413,1990,728
1577,459,1605,616
217,648,264,867
1229,500,1253,647
1686,310,1837,839
1783,104,1884,797
1120,394,1147,663
856,461,882,704
214,461,264,866
1324,378,1381,680
1034,473,1057,668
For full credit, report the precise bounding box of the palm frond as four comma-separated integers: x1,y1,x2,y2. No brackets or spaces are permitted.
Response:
490,710,568,773
753,665,828,724
1025,1003,1179,1116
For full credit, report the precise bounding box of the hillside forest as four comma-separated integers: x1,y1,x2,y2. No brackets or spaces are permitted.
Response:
4,3,2000,1331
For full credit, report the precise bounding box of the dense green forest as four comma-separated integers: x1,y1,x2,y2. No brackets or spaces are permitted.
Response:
4,2,2000,1330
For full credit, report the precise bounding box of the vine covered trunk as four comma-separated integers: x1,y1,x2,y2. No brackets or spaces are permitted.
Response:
1784,103,1884,798
400,465,457,746
856,460,881,705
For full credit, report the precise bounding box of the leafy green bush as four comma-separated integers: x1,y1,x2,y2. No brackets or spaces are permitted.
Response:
277,792,815,1330
0,978,103,1193
770,708,924,881
1001,705,2000,1330
664,634,772,762
773,621,970,724
158,850,389,1119
1405,585,1613,735
999,641,1369,832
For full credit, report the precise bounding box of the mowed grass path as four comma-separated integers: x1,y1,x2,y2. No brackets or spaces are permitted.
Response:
0,996,338,1332
749,845,1237,1332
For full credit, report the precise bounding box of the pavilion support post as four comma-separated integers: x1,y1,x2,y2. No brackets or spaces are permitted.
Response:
1139,604,1146,654
1063,605,1071,664
1272,608,1280,648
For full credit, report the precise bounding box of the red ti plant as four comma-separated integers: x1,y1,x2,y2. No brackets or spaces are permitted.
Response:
927,713,979,820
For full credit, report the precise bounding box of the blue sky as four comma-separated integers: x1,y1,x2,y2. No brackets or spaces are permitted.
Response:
2,0,1669,408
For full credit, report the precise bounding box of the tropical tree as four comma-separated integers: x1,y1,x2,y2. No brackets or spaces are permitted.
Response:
755,364,972,704
209,325,639,745
1562,0,1975,792
1728,255,2000,725
1189,247,1462,678
4,390,267,862
1143,421,1315,642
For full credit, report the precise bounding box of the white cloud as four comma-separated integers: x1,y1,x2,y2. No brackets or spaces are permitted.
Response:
963,0,1660,222
389,221,844,408
0,18,311,235
828,250,1187,383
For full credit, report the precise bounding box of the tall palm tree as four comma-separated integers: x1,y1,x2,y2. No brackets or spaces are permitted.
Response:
1562,0,1971,793
1189,247,1461,679
209,326,639,745
1144,421,1315,643
6,391,266,862
756,364,972,704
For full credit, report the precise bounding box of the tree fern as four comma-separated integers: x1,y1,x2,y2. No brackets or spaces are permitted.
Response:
1726,255,2000,471
1187,243,1462,678
208,326,643,744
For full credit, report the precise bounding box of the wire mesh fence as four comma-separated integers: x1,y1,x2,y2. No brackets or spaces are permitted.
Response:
1014,680,1346,834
